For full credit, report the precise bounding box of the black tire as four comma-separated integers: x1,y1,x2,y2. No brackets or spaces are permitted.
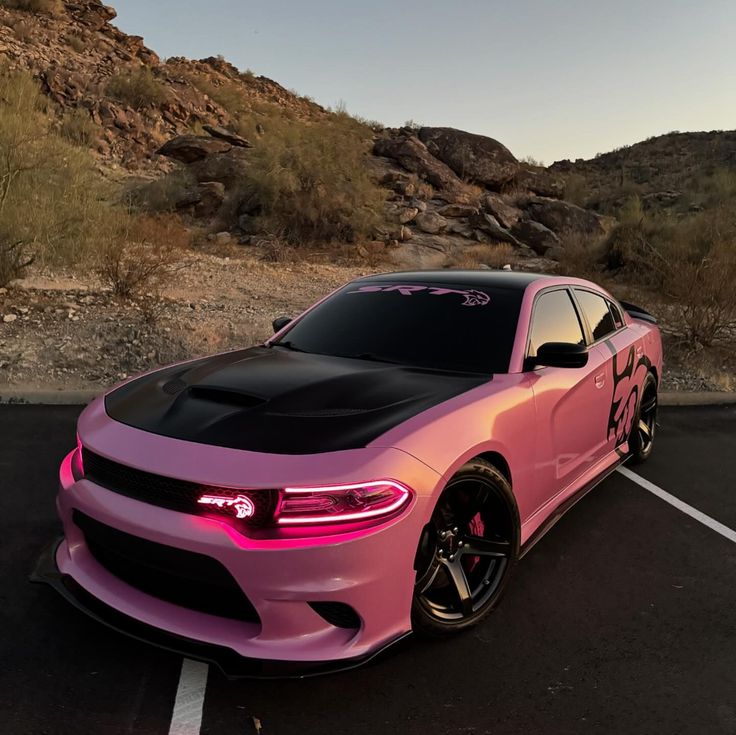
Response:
412,459,520,636
628,372,658,464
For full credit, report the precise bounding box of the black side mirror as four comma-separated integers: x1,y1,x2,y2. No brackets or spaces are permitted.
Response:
531,342,589,369
272,316,292,333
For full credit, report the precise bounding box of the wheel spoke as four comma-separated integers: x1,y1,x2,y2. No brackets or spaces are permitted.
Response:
416,561,442,594
638,419,652,441
441,557,473,616
462,534,510,557
641,396,657,414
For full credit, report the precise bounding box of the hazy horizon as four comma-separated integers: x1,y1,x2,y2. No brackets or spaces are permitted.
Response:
113,0,736,164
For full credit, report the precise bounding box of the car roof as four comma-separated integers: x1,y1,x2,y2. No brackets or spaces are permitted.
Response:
353,269,553,290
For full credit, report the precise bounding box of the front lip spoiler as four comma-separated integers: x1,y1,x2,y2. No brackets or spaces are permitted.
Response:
30,537,411,679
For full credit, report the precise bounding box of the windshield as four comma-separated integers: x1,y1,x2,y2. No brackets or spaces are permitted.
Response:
272,281,524,374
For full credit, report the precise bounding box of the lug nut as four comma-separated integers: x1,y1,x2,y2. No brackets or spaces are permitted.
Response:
458,541,464,547
439,531,447,540
453,527,459,534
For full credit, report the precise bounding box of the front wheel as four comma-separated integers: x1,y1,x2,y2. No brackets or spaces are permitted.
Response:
412,459,519,636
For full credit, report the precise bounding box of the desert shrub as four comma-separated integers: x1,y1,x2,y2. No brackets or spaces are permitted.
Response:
235,115,387,244
606,195,736,345
97,215,189,298
0,66,135,271
127,168,196,213
183,71,248,116
0,233,33,287
660,209,736,346
0,0,63,14
106,67,167,110
564,173,589,207
65,33,86,53
59,107,97,146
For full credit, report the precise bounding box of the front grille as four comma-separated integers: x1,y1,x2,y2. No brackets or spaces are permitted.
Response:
74,510,260,623
81,448,278,526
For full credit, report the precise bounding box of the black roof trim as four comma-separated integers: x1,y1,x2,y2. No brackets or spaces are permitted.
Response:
353,270,551,289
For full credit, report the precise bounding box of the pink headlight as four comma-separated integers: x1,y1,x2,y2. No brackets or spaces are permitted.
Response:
277,480,412,525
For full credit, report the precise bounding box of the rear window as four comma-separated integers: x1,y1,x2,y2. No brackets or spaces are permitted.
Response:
574,289,618,341
274,281,524,374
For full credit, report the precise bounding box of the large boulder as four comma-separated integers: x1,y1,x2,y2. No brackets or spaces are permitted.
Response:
510,219,560,255
188,148,251,186
373,134,466,200
522,196,608,236
469,211,522,247
202,125,253,148
514,165,566,198
415,211,448,234
483,193,522,229
157,135,234,164
418,127,519,188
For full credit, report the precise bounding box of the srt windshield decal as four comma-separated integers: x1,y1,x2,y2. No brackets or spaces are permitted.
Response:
606,343,652,448
349,284,491,307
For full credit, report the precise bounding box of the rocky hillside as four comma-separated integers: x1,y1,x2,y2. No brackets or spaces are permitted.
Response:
0,0,614,265
0,0,324,168
551,130,736,213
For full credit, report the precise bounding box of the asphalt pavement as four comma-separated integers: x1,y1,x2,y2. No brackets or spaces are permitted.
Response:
1,404,735,735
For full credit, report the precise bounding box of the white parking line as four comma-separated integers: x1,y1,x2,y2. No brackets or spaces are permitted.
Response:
618,467,736,544
168,658,209,735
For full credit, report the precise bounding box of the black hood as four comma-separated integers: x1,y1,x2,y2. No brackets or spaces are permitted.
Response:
104,346,489,454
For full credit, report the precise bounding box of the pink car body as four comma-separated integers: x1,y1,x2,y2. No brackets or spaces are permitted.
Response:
45,271,662,676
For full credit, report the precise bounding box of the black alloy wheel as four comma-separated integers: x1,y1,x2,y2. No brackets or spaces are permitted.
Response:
412,459,519,635
629,373,658,464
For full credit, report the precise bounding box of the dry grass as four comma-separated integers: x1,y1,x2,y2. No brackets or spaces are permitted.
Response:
59,107,98,147
443,243,516,270
106,67,167,110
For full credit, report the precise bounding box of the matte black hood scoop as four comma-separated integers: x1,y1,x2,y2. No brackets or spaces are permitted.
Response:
105,346,488,454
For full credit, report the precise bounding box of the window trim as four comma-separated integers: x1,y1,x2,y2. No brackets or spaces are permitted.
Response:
570,287,628,346
524,286,587,369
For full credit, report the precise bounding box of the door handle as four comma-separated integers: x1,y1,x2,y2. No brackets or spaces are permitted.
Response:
594,372,606,389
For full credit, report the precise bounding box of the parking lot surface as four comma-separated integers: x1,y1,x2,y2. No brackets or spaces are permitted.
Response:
1,404,735,735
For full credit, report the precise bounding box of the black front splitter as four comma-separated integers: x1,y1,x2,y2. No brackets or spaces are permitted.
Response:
30,538,411,679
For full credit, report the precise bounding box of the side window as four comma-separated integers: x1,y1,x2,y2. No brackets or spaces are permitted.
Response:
574,289,617,341
527,289,585,359
608,300,624,328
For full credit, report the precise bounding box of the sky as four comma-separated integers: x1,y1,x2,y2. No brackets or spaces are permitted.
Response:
113,0,736,164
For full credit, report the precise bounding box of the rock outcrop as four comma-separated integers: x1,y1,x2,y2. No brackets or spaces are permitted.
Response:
418,127,519,188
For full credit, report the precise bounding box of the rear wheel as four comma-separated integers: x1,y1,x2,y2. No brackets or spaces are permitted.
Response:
412,459,519,636
629,373,658,464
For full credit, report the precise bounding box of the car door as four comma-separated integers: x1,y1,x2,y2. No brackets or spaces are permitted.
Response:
572,288,647,454
525,287,613,514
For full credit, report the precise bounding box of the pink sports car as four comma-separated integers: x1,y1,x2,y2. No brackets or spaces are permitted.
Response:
38,270,662,676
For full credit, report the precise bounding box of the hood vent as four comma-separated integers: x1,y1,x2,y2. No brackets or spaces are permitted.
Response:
187,384,267,409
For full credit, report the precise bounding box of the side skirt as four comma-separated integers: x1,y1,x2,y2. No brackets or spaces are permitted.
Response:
519,452,629,559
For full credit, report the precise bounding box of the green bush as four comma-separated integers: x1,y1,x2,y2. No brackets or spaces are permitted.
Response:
0,67,123,277
106,67,167,110
235,114,386,244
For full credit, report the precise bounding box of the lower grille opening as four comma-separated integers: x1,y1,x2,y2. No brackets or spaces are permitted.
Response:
308,601,361,629
74,510,260,624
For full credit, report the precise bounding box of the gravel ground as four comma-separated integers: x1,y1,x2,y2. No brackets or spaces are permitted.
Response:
0,249,733,392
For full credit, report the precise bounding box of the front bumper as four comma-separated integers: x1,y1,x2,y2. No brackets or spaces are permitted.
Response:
32,538,411,678
50,410,440,671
